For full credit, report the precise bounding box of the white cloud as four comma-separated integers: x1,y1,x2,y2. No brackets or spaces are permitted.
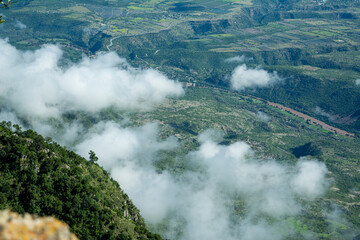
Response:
75,121,180,224
112,163,178,223
14,20,26,29
225,55,247,63
0,39,184,119
198,129,223,143
75,125,330,239
292,159,329,200
256,111,270,121
76,121,178,169
239,221,283,240
231,64,281,90
0,111,22,126
314,106,337,121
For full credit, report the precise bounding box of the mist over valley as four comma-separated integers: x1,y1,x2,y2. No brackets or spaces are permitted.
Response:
0,0,360,239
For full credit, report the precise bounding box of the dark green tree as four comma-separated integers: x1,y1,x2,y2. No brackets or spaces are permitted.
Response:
89,150,98,163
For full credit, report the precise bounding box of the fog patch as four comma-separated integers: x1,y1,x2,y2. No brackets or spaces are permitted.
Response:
225,55,252,63
14,20,26,29
198,128,223,143
314,106,337,121
231,64,281,91
256,111,270,121
76,122,178,169
0,111,22,126
325,205,356,239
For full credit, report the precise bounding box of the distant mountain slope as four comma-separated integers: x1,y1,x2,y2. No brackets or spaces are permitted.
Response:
0,121,161,240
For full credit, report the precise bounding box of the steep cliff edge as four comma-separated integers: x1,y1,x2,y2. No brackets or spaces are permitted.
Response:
0,122,161,240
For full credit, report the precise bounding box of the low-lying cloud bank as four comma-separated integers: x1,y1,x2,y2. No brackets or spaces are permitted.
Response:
231,64,281,91
77,127,329,240
0,41,353,239
0,39,183,119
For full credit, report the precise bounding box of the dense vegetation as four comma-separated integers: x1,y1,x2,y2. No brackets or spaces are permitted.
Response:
0,122,161,240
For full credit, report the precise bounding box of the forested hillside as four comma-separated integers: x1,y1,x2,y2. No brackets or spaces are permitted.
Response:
0,121,161,240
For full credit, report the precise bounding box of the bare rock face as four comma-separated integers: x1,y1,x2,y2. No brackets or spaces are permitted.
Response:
0,210,79,240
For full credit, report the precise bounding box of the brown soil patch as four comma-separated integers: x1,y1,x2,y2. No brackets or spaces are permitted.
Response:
267,101,355,137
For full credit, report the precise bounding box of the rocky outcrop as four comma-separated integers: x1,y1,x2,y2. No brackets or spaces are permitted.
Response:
0,210,78,240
